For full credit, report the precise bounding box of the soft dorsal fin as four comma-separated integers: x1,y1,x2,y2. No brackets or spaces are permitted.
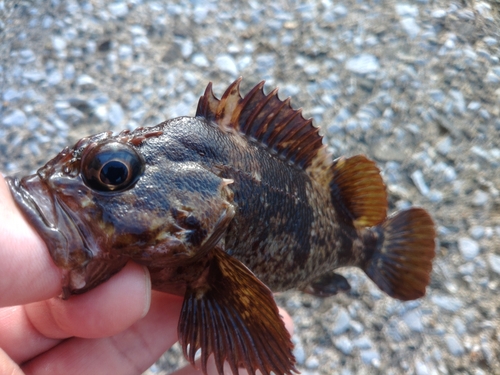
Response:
196,78,324,169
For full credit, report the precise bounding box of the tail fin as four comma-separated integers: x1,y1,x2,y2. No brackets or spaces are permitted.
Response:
363,208,436,301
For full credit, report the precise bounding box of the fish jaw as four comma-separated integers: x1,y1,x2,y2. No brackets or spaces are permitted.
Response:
6,174,96,296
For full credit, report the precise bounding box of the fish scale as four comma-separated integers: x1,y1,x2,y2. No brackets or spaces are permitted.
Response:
6,78,436,375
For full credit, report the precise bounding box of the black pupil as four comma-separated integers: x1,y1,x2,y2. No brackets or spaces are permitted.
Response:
100,161,128,185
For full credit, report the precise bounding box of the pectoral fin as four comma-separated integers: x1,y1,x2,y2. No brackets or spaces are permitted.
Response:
178,247,296,375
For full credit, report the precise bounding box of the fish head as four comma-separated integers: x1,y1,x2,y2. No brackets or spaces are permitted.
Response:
7,124,235,296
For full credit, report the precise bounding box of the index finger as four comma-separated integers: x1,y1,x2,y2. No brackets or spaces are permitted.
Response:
0,175,61,307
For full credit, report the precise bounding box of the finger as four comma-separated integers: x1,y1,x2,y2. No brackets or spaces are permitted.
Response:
0,175,61,307
1,262,151,363
21,292,184,375
170,307,294,375
0,348,25,375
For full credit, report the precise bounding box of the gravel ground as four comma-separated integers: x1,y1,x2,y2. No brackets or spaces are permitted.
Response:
1,0,500,374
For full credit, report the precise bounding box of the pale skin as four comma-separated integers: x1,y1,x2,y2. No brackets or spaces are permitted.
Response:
0,175,293,375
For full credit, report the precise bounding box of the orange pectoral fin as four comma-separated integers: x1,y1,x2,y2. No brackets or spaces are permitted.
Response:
178,248,297,375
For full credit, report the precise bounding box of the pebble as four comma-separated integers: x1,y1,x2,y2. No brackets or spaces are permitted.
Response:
332,308,350,335
487,254,500,275
76,74,96,87
444,334,465,356
400,18,420,38
52,35,67,51
458,237,480,260
402,309,424,333
292,337,306,365
360,349,380,366
411,170,430,196
215,54,238,76
472,190,489,206
2,109,27,126
353,336,373,350
304,356,319,369
3,88,23,102
431,9,447,18
108,2,129,18
395,4,419,17
431,295,464,312
415,360,433,375
345,54,380,74
470,226,485,240
334,336,353,355
108,102,125,127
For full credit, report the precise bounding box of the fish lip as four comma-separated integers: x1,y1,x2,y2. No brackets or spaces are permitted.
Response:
7,175,59,230
6,174,87,269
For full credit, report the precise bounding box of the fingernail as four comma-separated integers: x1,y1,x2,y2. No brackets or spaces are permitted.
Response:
141,266,151,318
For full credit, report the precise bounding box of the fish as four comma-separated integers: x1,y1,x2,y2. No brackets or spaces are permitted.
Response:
6,78,436,375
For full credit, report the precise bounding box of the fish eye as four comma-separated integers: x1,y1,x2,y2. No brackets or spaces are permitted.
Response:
81,141,144,192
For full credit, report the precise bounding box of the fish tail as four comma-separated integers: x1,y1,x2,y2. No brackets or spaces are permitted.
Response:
361,208,436,300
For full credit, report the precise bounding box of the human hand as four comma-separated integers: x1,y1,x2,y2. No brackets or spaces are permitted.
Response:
0,175,293,375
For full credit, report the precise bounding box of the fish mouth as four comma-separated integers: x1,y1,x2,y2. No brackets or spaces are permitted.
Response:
6,174,89,270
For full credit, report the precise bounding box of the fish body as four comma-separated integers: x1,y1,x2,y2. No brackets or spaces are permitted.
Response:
7,79,436,375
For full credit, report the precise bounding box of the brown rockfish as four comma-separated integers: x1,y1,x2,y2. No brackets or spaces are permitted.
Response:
7,78,436,375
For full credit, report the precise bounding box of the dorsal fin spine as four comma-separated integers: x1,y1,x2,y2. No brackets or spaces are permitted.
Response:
197,78,327,171
266,104,300,148
257,97,290,144
240,82,268,134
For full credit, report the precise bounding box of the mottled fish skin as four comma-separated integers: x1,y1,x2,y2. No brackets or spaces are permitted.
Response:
6,78,436,375
169,116,355,291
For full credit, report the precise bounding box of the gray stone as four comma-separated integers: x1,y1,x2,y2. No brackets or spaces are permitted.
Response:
19,49,36,64
23,71,46,82
415,360,432,375
395,4,419,17
192,53,209,68
411,170,430,196
458,237,480,260
108,2,129,17
304,356,319,369
215,54,238,76
449,89,466,114
486,70,500,84
400,18,420,39
345,54,380,74
468,101,481,111
431,9,447,18
472,190,489,206
2,109,27,127
47,70,62,86
353,336,373,350
484,36,497,46
108,102,125,127
292,337,306,365
360,349,380,366
333,4,348,17
402,310,424,333
3,88,23,102
431,295,464,312
445,334,465,356
470,226,485,240
52,36,67,51
334,336,353,355
452,317,466,336
76,74,95,87
332,308,350,335
487,254,500,275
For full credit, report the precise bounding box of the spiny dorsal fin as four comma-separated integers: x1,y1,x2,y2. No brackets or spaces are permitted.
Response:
196,78,324,169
